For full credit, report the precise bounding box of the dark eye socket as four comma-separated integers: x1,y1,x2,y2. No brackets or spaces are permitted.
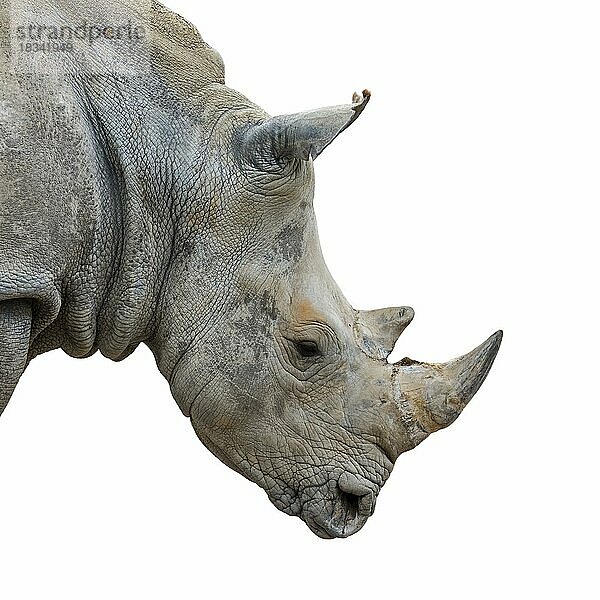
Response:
295,340,320,358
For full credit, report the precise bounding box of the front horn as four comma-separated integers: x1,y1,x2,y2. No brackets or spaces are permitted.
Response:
391,331,502,447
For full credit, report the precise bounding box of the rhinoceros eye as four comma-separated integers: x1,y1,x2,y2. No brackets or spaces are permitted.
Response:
295,340,320,358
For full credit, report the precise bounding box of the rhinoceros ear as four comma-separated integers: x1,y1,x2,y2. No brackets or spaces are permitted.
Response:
354,306,415,360
242,90,370,169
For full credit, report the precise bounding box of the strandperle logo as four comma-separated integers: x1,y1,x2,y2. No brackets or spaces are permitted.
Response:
15,20,146,52
7,12,151,75
6,0,151,74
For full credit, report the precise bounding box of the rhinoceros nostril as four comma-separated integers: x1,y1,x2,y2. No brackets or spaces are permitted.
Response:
336,474,376,518
337,488,361,517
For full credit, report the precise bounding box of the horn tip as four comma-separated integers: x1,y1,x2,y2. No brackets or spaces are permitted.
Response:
487,330,503,353
463,329,503,396
475,330,503,364
402,306,415,321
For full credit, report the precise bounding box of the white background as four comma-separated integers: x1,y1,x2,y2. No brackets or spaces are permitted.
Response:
1,1,598,598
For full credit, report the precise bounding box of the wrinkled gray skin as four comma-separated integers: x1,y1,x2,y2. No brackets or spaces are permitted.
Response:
0,0,502,537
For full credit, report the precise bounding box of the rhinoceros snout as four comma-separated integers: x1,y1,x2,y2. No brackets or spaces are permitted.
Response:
303,473,379,539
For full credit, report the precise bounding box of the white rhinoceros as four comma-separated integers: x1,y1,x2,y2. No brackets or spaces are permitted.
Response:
0,0,501,537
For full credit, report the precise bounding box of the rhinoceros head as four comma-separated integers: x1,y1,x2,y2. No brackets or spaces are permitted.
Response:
154,90,501,538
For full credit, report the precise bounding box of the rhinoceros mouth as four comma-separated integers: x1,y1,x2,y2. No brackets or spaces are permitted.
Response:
302,476,378,539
